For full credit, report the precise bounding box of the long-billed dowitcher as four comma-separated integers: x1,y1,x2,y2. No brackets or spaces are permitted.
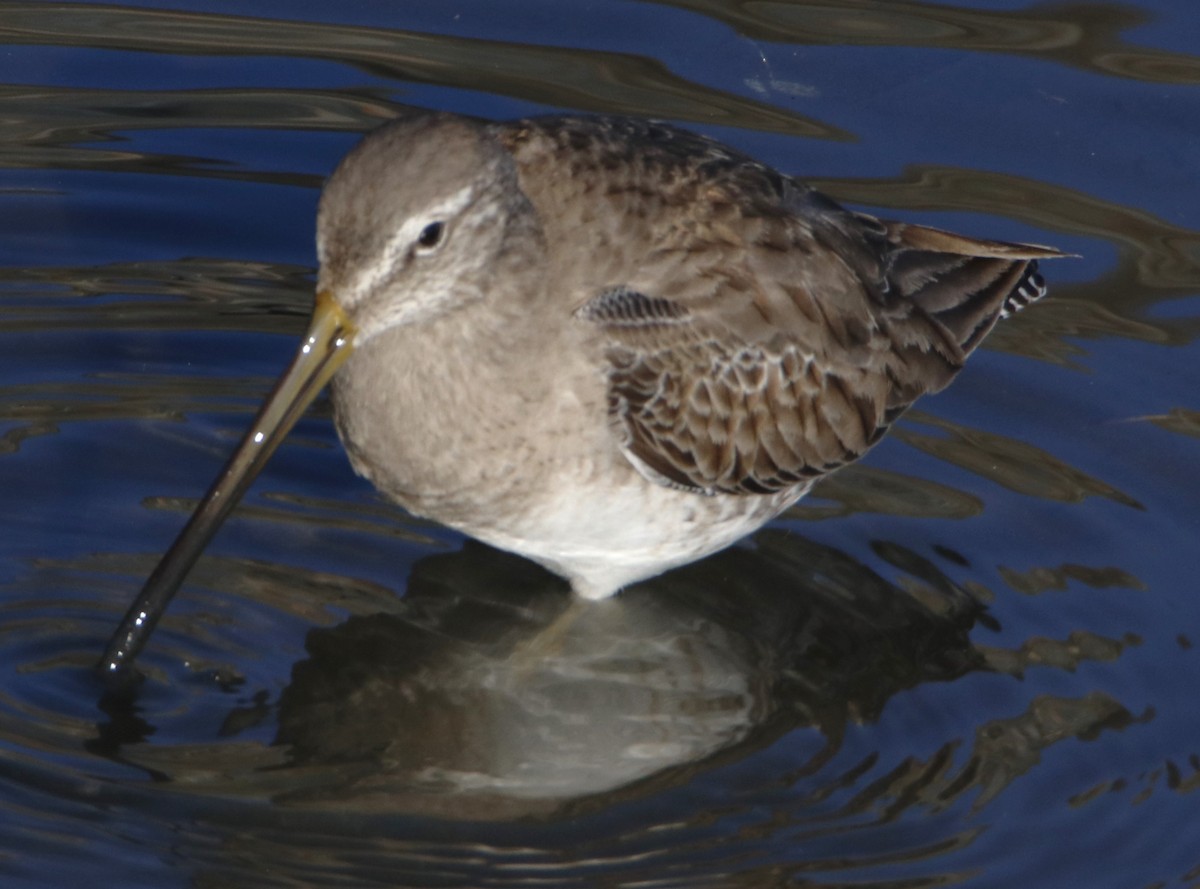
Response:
99,111,1064,676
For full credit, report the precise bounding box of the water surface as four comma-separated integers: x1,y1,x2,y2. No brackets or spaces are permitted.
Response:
2,1,1199,887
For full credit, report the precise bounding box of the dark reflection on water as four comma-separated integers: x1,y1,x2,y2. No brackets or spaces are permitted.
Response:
0,2,841,137
2,0,1200,886
895,411,1144,507
108,536,987,810
4,531,1146,886
666,0,1200,84
1145,406,1200,438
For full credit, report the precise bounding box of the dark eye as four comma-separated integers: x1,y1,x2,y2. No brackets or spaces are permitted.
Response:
416,221,445,251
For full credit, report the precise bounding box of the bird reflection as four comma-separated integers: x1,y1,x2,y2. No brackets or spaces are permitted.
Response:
268,532,987,815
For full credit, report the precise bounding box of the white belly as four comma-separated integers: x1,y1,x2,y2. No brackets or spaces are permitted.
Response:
451,474,806,599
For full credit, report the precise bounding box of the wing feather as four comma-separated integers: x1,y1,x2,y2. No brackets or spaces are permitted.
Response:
511,116,1068,495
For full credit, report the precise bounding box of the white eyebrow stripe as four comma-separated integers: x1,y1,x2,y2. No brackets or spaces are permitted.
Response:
349,182,477,302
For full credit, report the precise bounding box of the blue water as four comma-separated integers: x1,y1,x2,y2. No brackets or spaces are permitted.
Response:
2,1,1199,886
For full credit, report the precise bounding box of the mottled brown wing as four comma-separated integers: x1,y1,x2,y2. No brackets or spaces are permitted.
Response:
578,285,901,495
511,115,1065,495
578,218,1061,497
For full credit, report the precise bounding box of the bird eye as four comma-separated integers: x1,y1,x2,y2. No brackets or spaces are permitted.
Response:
416,221,445,251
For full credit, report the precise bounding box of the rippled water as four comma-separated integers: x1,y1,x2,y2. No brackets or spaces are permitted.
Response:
2,1,1199,887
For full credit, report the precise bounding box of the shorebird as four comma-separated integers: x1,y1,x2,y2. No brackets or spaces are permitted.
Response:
99,111,1064,676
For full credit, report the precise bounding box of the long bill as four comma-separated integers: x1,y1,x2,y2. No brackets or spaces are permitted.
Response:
97,290,357,681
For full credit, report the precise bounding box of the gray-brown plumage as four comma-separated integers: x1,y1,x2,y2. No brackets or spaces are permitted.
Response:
313,112,1063,598
104,110,1067,676
497,116,1056,498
